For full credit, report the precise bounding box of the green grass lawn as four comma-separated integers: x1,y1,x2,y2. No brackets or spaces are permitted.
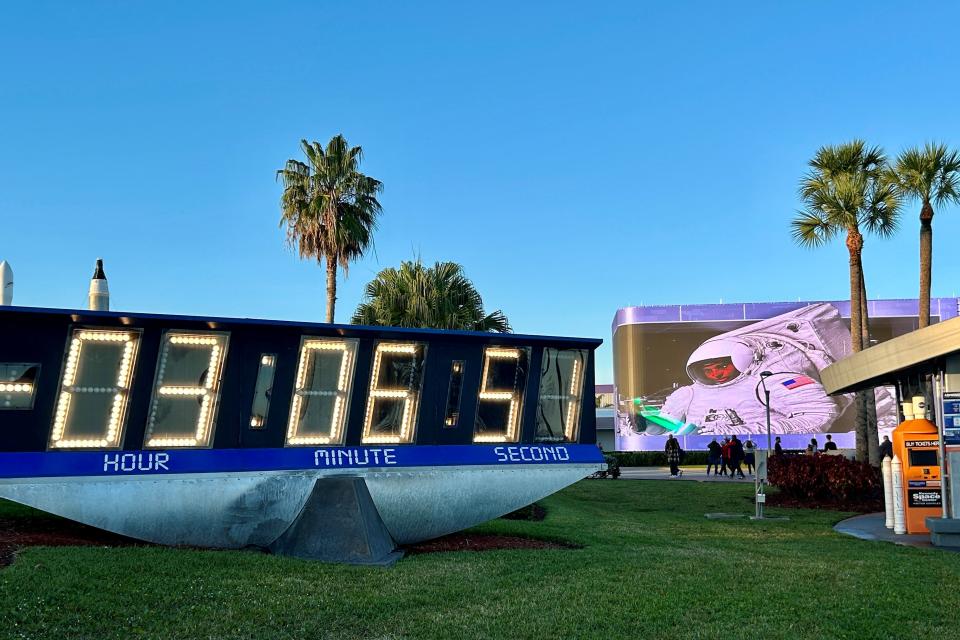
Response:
2,480,959,640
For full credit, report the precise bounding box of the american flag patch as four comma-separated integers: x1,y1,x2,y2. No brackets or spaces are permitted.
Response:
782,375,816,390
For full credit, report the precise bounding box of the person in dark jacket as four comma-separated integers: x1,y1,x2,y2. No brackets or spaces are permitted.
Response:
728,435,746,479
879,435,894,460
707,438,722,476
774,436,783,456
823,434,838,452
665,434,683,477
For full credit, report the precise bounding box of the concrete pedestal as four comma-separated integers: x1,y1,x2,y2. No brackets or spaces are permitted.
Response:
269,476,402,566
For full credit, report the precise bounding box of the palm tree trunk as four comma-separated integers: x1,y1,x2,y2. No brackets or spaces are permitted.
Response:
847,230,864,353
919,199,934,329
859,264,880,465
325,258,337,323
846,228,867,462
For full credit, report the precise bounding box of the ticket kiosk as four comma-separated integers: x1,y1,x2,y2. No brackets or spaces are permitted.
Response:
892,419,942,534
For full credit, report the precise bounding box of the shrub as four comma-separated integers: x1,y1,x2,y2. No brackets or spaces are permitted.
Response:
608,450,709,467
767,454,881,508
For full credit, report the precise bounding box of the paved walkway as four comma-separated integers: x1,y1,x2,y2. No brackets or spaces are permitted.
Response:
832,512,950,550
619,467,754,483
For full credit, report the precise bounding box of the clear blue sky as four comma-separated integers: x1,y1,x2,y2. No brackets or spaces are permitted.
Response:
3,1,960,384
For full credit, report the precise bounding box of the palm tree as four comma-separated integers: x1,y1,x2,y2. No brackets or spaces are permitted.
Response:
277,135,383,323
352,259,511,332
888,143,960,328
791,140,901,464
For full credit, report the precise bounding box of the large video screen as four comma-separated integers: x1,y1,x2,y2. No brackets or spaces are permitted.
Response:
612,299,957,451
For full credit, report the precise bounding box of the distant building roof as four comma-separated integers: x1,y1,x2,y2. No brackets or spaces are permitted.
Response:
613,298,959,332
595,384,614,393
822,315,960,395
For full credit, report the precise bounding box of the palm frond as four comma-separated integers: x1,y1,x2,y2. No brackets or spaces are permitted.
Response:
791,209,836,248
793,140,899,248
892,142,960,207
277,133,383,279
351,259,511,333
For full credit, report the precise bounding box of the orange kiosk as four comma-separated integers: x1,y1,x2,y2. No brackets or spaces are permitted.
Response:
892,419,942,534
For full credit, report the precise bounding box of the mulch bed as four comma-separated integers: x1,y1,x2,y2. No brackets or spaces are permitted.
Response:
1,503,571,566
0,516,147,568
764,493,882,513
406,533,578,554
407,503,580,553
499,503,547,521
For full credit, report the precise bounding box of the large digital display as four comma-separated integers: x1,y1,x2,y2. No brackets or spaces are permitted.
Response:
362,342,426,444
0,304,601,455
50,329,141,449
144,332,228,448
474,347,528,443
287,338,358,445
612,299,959,451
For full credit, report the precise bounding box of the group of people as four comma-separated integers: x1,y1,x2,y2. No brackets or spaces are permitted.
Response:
649,433,895,480
705,436,756,479
665,434,760,479
803,434,839,455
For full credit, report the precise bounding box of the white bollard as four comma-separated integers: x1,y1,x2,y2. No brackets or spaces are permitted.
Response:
892,454,906,535
900,402,914,422
882,456,894,529
912,396,927,420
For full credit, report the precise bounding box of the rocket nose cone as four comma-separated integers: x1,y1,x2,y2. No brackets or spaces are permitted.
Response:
0,260,12,306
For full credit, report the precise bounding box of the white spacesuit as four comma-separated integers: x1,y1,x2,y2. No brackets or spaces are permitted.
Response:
659,303,896,435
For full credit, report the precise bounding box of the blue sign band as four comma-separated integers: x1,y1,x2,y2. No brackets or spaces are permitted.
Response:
0,444,605,479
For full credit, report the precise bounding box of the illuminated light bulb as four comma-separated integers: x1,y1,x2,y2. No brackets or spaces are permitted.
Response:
286,396,302,440
474,434,508,443
486,348,520,359
508,399,518,440
376,343,418,355
158,386,207,396
480,391,514,400
569,359,581,395
305,341,347,351
337,351,350,390
372,390,409,399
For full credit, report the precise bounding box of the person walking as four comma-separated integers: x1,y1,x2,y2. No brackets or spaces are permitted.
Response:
744,438,756,475
720,437,732,476
665,434,683,478
774,436,783,456
707,438,722,476
729,435,746,479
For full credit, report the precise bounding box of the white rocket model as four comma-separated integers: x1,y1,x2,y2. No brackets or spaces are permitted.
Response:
88,258,110,311
0,260,12,306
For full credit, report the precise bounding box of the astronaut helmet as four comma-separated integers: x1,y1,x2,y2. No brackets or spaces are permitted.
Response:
685,338,755,387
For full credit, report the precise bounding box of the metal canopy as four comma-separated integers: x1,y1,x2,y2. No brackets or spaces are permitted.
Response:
821,316,960,395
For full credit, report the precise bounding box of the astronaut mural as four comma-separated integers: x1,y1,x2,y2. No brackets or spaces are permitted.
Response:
612,302,901,451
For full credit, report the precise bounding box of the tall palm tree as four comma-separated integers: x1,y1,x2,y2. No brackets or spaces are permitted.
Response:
791,140,901,464
352,259,511,332
888,143,960,328
277,135,383,323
